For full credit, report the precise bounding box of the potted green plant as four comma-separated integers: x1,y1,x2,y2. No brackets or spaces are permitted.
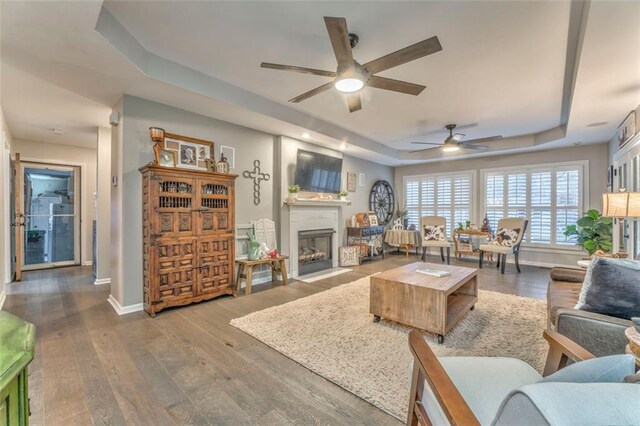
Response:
396,202,409,229
564,209,613,256
337,190,349,201
287,184,300,203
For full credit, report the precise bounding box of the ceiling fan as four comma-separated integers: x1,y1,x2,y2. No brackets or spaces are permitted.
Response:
261,16,442,113
410,124,503,153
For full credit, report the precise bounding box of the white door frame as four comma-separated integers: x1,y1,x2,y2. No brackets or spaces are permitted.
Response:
19,161,82,270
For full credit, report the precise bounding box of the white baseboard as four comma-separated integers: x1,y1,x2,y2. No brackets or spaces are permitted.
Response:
107,294,143,315
0,290,5,310
84,261,93,266
94,277,111,285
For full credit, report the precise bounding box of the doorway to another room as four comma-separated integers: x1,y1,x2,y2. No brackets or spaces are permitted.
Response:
19,162,80,271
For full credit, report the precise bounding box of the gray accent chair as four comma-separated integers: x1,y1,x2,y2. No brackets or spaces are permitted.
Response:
547,267,631,357
407,329,639,426
420,216,451,264
479,218,528,274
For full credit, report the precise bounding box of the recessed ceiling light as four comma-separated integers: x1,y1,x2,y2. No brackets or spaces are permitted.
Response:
339,143,347,150
302,132,310,139
587,121,608,127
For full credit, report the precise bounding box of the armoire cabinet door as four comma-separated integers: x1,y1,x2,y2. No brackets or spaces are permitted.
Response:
197,236,234,295
151,175,197,238
195,179,234,235
152,238,197,303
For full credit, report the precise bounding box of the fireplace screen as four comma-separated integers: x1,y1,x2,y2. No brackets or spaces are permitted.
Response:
298,228,334,275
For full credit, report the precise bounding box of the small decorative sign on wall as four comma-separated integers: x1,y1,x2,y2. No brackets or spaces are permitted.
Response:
347,172,357,192
617,111,636,149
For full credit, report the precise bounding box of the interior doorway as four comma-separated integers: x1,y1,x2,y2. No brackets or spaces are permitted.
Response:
19,161,80,271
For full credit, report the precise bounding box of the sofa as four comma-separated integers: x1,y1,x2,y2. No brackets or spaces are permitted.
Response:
547,267,632,357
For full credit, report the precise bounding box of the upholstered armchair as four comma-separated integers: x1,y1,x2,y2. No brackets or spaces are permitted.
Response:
420,216,451,265
479,218,528,274
407,329,639,426
547,267,631,357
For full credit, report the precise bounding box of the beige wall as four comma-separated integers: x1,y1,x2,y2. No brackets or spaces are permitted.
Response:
11,139,97,267
394,143,609,267
111,95,278,309
95,127,111,285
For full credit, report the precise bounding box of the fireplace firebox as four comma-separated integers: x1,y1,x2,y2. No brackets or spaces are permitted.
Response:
298,228,335,276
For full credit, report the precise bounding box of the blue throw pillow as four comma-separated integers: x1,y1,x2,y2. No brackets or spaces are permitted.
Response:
575,258,640,320
540,354,635,383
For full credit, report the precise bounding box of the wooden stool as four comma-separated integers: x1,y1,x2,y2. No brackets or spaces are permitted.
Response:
235,256,289,295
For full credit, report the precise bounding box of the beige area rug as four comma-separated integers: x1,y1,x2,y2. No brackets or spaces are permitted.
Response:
230,276,548,421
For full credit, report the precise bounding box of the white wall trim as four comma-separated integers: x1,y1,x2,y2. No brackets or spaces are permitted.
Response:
84,260,93,266
107,294,143,315
94,277,111,285
0,290,6,310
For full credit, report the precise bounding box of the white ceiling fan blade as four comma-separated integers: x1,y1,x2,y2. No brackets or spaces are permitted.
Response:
461,144,488,150
464,135,503,144
452,133,465,142
409,146,441,153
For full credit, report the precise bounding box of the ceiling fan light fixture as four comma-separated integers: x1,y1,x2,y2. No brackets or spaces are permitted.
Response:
334,77,364,93
442,144,460,152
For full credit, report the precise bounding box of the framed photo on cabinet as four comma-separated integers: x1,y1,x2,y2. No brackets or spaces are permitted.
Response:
163,132,213,171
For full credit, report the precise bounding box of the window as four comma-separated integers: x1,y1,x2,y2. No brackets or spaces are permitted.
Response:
482,162,585,247
404,172,474,237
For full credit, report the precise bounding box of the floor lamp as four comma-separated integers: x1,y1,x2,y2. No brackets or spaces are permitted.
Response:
602,191,640,256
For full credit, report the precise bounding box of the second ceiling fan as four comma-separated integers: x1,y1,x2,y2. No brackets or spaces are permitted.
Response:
261,16,442,113
410,124,503,153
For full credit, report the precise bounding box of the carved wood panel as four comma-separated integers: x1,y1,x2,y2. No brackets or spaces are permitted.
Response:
155,238,197,302
198,236,233,295
154,175,195,237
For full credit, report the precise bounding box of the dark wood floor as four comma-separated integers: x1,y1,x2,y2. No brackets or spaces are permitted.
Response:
3,253,550,425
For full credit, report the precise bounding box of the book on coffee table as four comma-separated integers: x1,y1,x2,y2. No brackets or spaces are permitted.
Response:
415,268,451,277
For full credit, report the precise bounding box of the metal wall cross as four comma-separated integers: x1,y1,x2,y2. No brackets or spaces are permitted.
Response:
242,159,271,205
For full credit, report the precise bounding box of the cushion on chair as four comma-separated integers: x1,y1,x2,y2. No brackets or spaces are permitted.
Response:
575,258,640,320
540,354,635,383
420,357,541,426
492,382,640,426
424,224,446,241
422,239,451,248
479,244,512,254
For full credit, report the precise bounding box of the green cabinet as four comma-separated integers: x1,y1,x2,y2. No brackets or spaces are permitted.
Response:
0,311,35,426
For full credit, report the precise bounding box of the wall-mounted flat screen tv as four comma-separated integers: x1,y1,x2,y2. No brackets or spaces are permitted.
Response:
294,149,342,193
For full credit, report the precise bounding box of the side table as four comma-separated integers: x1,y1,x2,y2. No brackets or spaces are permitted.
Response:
384,229,422,256
235,256,289,295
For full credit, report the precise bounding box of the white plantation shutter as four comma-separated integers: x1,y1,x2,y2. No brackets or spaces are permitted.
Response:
530,172,552,243
482,163,583,247
556,169,580,245
404,172,473,237
405,178,420,228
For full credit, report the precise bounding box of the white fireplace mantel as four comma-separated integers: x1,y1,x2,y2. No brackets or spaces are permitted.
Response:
284,198,351,208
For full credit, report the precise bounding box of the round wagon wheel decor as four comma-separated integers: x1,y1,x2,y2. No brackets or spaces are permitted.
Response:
369,180,395,225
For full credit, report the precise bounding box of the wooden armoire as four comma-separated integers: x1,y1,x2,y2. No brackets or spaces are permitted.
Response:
139,165,237,317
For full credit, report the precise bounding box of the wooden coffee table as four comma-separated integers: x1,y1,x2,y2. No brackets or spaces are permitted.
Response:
370,262,478,343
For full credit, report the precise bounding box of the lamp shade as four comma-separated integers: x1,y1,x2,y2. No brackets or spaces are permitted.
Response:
602,192,640,218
